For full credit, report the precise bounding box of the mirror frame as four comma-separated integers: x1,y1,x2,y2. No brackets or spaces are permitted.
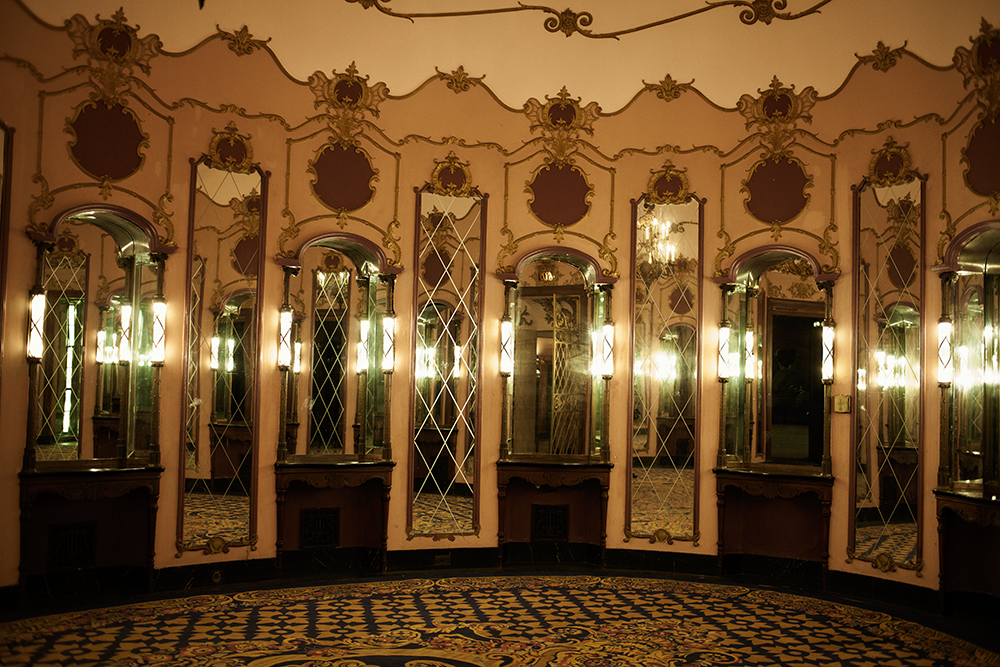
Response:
0,120,11,395
276,230,402,463
176,155,269,555
714,247,837,475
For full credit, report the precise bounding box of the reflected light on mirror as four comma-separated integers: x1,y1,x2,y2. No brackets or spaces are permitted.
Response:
744,330,755,380
210,335,220,370
653,352,675,382
718,323,731,380
357,319,370,373
278,306,293,369
28,290,46,360
96,329,106,364
119,303,133,363
293,341,302,374
499,317,513,375
151,297,166,364
453,344,463,378
822,322,835,382
937,319,952,385
226,338,235,373
857,367,867,392
601,321,614,378
382,315,395,372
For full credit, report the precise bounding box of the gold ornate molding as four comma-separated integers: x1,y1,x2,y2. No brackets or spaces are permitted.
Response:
430,152,474,196
868,136,913,187
524,87,601,165
856,41,907,73
737,76,817,157
66,8,162,103
435,65,485,94
646,160,692,204
954,18,1000,116
216,25,271,56
309,62,390,145
207,121,256,173
642,74,695,102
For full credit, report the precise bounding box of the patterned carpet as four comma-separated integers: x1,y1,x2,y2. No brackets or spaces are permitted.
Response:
2,575,996,666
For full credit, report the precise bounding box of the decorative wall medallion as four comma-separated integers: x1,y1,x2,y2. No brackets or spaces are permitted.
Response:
309,63,389,143
525,162,593,228
856,41,906,72
309,143,378,212
67,8,161,73
435,65,485,93
868,137,912,187
208,122,255,173
430,152,473,196
647,161,691,204
524,87,600,164
954,18,1000,109
962,116,1000,197
742,155,812,225
66,100,148,182
738,77,817,156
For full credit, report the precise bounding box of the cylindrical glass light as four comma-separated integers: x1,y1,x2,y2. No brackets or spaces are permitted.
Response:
118,302,133,363
744,329,755,380
382,315,395,372
96,329,106,364
226,338,236,373
293,341,302,374
28,290,46,360
499,316,513,375
150,297,166,364
601,321,614,377
718,323,731,380
938,318,953,385
278,306,294,369
822,321,835,382
210,335,220,370
357,319,370,373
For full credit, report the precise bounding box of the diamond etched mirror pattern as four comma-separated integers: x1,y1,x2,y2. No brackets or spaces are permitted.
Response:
180,160,263,552
852,177,922,573
411,191,482,536
630,200,699,541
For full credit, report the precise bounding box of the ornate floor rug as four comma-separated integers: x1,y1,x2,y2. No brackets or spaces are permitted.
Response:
2,575,996,666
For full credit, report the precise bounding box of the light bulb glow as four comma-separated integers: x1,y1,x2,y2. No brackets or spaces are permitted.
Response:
293,341,302,374
718,324,731,380
357,319,370,373
28,291,46,360
382,315,395,372
210,335,220,370
96,329,106,364
937,319,953,385
151,298,166,364
119,303,132,363
278,307,293,369
499,318,513,375
226,338,235,373
601,321,614,377
822,323,835,382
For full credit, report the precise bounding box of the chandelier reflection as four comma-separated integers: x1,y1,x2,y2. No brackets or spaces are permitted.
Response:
637,202,678,282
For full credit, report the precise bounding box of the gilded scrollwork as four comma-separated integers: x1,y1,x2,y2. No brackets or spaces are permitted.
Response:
430,152,474,197
382,217,403,267
953,18,1000,115
737,77,817,157
524,87,601,165
216,25,271,56
207,122,256,173
868,136,913,187
646,161,691,205
435,65,485,93
309,62,390,145
856,41,907,73
642,74,695,102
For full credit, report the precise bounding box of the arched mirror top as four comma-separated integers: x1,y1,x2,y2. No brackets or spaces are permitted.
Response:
278,231,401,276
941,221,1000,274
31,205,177,257
500,247,616,287
717,246,838,287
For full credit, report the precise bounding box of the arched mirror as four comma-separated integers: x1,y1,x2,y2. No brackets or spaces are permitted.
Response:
500,252,612,461
719,251,833,471
278,240,395,461
850,169,925,574
629,196,702,542
25,210,169,469
179,148,267,554
409,184,484,536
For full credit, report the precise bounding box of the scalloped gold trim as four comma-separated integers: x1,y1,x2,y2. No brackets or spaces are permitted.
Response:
430,151,474,196
208,121,255,173
868,136,913,187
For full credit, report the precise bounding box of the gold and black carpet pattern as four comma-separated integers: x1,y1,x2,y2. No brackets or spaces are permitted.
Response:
2,575,996,666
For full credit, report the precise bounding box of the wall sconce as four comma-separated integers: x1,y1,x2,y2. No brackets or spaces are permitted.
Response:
382,314,395,372
278,305,294,369
499,315,513,375
27,289,46,360
600,320,614,378
822,320,835,382
937,318,953,386
357,319,370,373
226,338,236,373
744,329,755,381
293,340,302,374
151,296,166,365
718,322,731,380
210,335,220,370
96,329,106,364
118,302,133,363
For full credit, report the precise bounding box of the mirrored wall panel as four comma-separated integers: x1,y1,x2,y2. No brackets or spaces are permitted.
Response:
180,157,265,553
630,199,700,541
28,216,162,467
852,173,924,573
410,187,483,536
285,247,390,459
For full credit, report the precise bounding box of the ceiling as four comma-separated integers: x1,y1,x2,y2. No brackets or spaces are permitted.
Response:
20,0,999,109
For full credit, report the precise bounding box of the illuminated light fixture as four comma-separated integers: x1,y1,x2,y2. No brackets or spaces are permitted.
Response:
96,329,106,364
226,338,236,373
278,306,294,369
453,344,463,378
822,320,835,382
210,335,221,370
357,319,370,373
499,315,513,375
937,318,953,385
119,302,133,363
27,289,46,360
382,314,396,372
718,322,731,380
150,297,166,364
744,329,756,380
600,321,615,378
293,341,302,374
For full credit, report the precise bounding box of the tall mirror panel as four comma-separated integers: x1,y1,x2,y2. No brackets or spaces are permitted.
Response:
629,198,701,541
410,186,483,536
180,154,265,554
851,168,924,573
